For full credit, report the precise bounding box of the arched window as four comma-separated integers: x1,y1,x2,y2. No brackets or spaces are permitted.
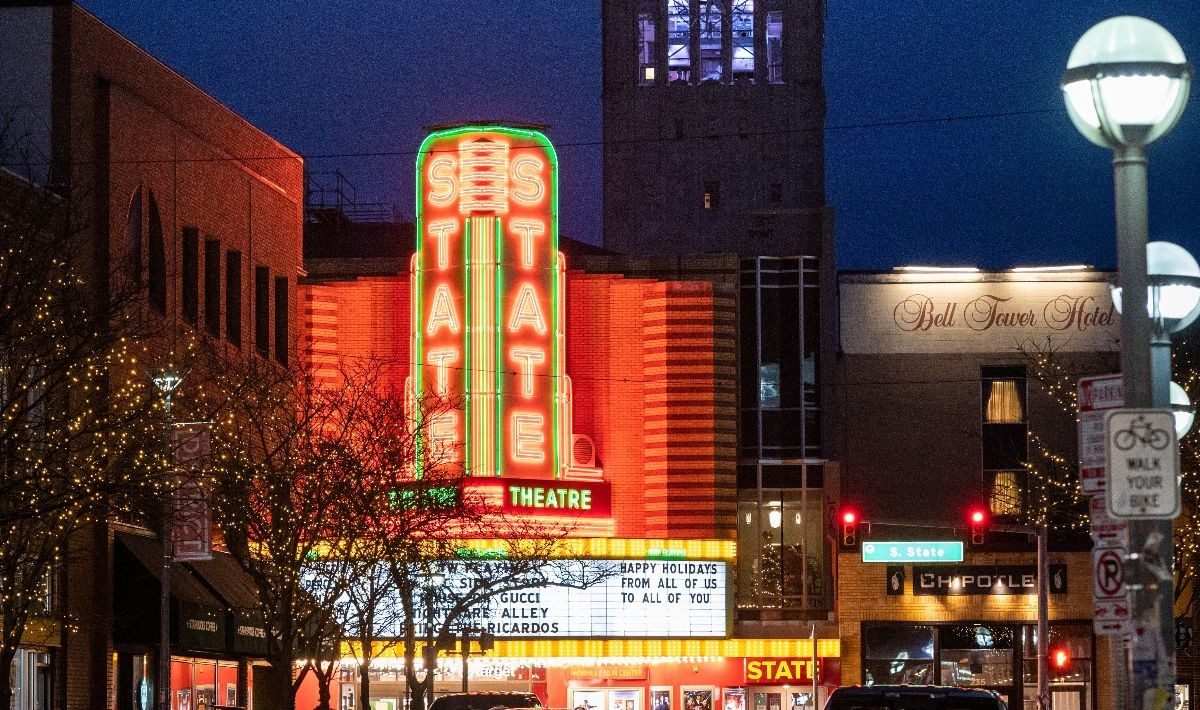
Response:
125,186,143,286
148,190,166,313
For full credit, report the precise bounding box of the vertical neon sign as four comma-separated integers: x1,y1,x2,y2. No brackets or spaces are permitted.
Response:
413,126,563,479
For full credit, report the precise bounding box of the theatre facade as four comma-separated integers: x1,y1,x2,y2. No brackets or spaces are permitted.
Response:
298,124,839,710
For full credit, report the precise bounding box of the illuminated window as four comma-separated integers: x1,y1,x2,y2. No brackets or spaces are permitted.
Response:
182,228,199,326
766,8,783,83
667,0,690,82
698,0,724,81
637,4,657,85
989,470,1022,516
731,0,754,80
703,181,719,210
148,191,166,314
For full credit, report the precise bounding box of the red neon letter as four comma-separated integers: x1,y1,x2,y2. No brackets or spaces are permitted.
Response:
511,412,545,463
510,156,545,205
430,411,459,460
510,219,545,269
507,283,547,334
427,348,459,394
426,285,461,335
509,347,546,398
427,219,458,270
427,156,457,206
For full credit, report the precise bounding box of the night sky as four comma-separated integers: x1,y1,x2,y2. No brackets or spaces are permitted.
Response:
79,1,1200,270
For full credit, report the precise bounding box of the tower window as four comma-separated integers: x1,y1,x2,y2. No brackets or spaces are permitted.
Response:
766,9,783,83
771,183,782,203
667,0,691,82
698,0,725,82
704,181,720,210
732,0,754,80
637,5,657,85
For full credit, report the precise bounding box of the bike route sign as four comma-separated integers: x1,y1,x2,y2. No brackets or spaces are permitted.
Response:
1104,408,1180,519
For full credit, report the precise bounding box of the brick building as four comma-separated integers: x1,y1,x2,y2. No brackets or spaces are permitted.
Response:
836,267,1122,709
0,3,303,709
299,125,842,710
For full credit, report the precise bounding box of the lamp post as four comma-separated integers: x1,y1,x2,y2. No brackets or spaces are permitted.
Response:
151,370,184,710
1108,240,1200,708
1063,16,1193,710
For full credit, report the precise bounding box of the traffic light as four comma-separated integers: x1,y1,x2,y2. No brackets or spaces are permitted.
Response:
839,508,859,550
968,507,988,546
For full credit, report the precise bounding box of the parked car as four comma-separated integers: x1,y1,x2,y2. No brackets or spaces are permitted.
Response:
430,692,544,710
824,685,1008,710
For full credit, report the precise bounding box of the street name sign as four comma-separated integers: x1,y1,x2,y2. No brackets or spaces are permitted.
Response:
1104,409,1180,519
1078,374,1123,493
861,541,964,563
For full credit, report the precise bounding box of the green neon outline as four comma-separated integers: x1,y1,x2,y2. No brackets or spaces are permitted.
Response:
415,125,561,480
494,217,504,477
463,216,472,477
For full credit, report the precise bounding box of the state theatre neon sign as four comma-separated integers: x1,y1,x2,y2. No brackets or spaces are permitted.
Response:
411,125,608,523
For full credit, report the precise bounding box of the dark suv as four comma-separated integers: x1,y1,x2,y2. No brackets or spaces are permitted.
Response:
429,692,543,710
824,686,1008,710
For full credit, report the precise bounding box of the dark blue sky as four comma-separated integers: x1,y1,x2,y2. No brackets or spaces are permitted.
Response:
80,1,1200,270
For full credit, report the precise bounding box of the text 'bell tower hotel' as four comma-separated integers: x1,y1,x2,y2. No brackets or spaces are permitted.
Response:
300,124,842,706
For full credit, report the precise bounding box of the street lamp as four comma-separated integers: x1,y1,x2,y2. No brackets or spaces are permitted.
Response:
1063,16,1193,710
1170,382,1195,438
1111,241,1200,333
151,369,184,710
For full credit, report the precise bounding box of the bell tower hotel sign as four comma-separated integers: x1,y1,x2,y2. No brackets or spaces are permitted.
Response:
410,125,610,527
839,270,1120,354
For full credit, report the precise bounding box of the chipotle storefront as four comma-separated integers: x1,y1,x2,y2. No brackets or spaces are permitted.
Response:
838,551,1109,710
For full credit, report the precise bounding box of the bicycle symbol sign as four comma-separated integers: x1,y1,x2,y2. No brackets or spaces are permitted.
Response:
1104,409,1180,520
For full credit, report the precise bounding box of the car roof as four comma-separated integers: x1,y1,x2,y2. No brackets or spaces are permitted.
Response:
832,686,1002,698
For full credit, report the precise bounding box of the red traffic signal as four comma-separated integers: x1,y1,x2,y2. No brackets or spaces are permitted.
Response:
968,507,988,546
839,508,859,549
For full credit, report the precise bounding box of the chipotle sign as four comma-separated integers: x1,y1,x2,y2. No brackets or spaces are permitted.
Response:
840,275,1120,354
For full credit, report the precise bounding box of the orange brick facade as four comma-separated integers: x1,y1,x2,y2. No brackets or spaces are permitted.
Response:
300,266,738,540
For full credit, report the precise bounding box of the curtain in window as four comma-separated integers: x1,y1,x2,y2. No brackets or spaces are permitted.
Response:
986,380,1023,423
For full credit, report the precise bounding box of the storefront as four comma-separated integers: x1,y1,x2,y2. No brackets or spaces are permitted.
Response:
838,550,1112,710
111,532,266,710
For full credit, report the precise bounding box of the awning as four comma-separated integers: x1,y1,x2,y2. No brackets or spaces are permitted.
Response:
113,532,226,653
185,554,268,655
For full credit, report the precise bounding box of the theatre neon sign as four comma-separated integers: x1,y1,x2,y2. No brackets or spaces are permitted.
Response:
411,125,605,519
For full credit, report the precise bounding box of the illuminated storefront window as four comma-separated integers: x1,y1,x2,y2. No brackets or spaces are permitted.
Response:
731,0,754,80
698,0,724,81
736,488,825,610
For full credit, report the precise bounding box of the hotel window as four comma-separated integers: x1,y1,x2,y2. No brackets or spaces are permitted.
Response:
982,365,1029,517
254,266,269,356
226,250,242,346
766,3,783,83
697,0,725,81
181,228,199,326
703,181,719,210
148,191,166,314
204,239,221,338
731,0,753,80
637,1,657,84
274,276,288,366
666,0,691,82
